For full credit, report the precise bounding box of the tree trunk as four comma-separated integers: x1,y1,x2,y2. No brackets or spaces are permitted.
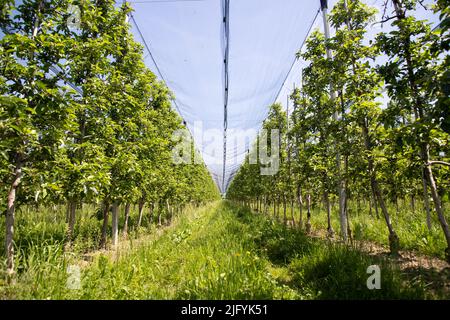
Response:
373,179,399,255
66,200,76,246
338,177,348,241
263,196,268,214
6,158,22,276
395,196,399,214
158,201,162,226
362,120,399,254
65,202,70,223
277,198,281,220
322,2,347,242
283,196,287,225
410,194,415,214
422,169,432,230
290,198,295,227
149,202,154,224
373,192,379,219
122,202,131,237
422,146,450,262
346,195,352,244
297,185,303,229
137,198,145,228
305,193,312,234
111,202,119,247
324,190,334,238
344,156,352,243
166,199,172,225
100,200,110,249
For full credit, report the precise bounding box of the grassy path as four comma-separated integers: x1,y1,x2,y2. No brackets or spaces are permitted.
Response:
2,201,447,299
73,201,296,299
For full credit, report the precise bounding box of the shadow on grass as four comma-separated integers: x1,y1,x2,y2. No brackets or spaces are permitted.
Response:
401,266,450,298
227,202,433,299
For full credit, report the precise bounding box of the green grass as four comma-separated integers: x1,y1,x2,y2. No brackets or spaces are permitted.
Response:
304,199,449,259
2,200,443,299
0,202,173,258
261,199,449,259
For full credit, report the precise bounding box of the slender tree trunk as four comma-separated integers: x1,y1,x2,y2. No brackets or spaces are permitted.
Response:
137,198,145,228
422,169,432,230
324,190,334,238
290,198,295,227
263,196,268,214
297,185,303,229
422,146,450,262
66,200,76,246
6,158,22,276
321,2,347,242
65,202,70,223
149,202,154,224
362,120,399,254
122,202,131,237
373,179,399,254
100,200,110,249
111,202,119,247
305,193,312,234
410,194,415,214
346,199,352,244
277,198,281,220
166,199,171,225
373,191,379,219
338,178,348,241
283,195,287,225
158,201,162,226
344,156,352,243
395,196,399,214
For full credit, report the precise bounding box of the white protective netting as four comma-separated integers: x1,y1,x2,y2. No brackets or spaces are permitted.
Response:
3,0,437,193
130,0,321,193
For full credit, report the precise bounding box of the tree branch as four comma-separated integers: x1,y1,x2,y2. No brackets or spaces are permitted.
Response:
428,161,450,167
373,15,399,26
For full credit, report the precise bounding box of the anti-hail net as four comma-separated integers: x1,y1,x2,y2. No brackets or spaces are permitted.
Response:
130,0,320,193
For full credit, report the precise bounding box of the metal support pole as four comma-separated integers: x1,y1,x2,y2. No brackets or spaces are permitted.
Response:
320,0,348,241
